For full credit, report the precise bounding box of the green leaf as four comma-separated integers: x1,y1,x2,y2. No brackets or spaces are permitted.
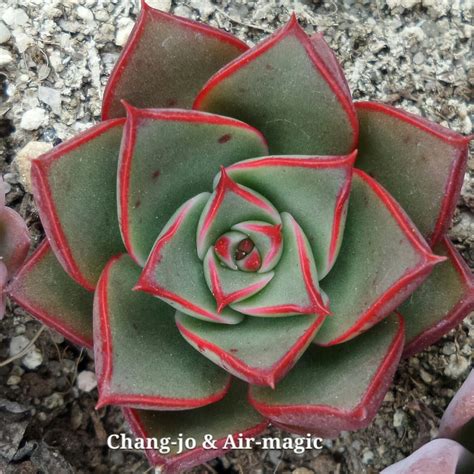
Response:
176,311,325,387
94,253,231,410
356,101,470,244
249,314,404,437
203,248,274,312
196,168,280,260
315,170,443,346
231,213,330,317
7,241,93,348
224,154,355,278
31,120,126,290
102,4,248,119
399,237,474,357
123,379,267,473
120,107,269,265
137,194,243,324
194,16,357,155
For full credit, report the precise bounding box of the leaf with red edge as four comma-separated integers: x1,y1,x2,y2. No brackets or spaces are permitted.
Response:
176,311,325,387
31,119,126,291
231,213,330,318
249,314,404,437
314,170,443,346
356,101,471,244
380,439,474,474
400,237,474,358
102,2,248,119
6,241,93,348
94,253,231,411
438,370,474,451
223,153,355,278
123,379,267,474
194,15,358,155
196,168,281,260
136,194,243,324
119,106,268,265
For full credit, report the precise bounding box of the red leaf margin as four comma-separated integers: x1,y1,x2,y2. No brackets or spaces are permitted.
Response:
122,405,268,474
249,314,405,437
193,14,359,152
31,118,126,292
176,314,326,388
6,240,94,349
93,253,231,410
402,237,474,358
102,0,249,120
355,101,471,247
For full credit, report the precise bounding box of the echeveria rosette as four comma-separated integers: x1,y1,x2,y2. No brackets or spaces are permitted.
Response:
5,3,473,472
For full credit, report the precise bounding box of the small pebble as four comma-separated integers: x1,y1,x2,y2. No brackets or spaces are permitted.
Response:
77,370,97,392
115,18,135,47
0,47,13,66
7,375,21,385
22,348,43,370
362,449,374,465
14,141,53,192
393,409,406,428
20,108,47,131
38,86,61,114
0,22,11,43
146,0,172,11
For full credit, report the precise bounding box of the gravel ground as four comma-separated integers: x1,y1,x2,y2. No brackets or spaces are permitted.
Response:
0,0,472,472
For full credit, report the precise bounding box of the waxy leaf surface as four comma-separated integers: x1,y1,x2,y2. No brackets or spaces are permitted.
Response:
356,101,470,244
120,107,268,264
31,120,126,290
94,253,230,410
7,241,93,348
176,310,325,387
102,4,248,119
315,170,441,346
137,194,243,324
124,380,267,474
194,16,357,155
250,314,404,437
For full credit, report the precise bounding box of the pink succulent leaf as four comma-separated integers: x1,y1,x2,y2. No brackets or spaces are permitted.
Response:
438,370,474,451
93,253,231,411
6,241,93,348
250,314,404,437
0,261,7,320
401,237,474,358
194,15,358,155
176,310,326,387
31,119,126,291
356,101,471,245
119,105,268,266
213,230,250,270
123,379,267,474
196,168,281,260
230,213,330,318
136,194,244,324
102,1,248,119
315,170,444,346
381,439,474,474
222,153,356,278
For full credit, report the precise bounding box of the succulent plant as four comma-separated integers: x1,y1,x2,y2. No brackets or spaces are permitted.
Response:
382,370,474,474
6,3,473,472
0,177,29,319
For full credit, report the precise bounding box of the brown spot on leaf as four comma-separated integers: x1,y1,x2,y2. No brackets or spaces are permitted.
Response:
134,199,141,208
165,98,177,107
230,348,238,353
218,133,232,144
152,170,161,180
265,64,274,71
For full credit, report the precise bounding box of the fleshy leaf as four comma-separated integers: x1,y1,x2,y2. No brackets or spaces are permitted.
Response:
400,237,474,358
176,311,325,387
214,230,248,270
31,119,126,290
94,253,230,410
231,213,330,317
315,170,443,346
438,370,474,451
123,380,267,474
196,168,280,260
223,153,355,278
203,248,274,312
136,194,243,324
6,241,93,348
119,106,268,265
194,15,357,155
232,221,283,273
380,439,474,474
249,314,404,437
356,101,470,244
102,2,248,119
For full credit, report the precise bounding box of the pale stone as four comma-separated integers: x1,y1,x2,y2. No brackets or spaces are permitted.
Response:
115,18,134,47
20,107,47,131
0,47,13,66
15,141,53,192
0,22,11,44
77,370,97,392
146,0,172,11
38,86,61,113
